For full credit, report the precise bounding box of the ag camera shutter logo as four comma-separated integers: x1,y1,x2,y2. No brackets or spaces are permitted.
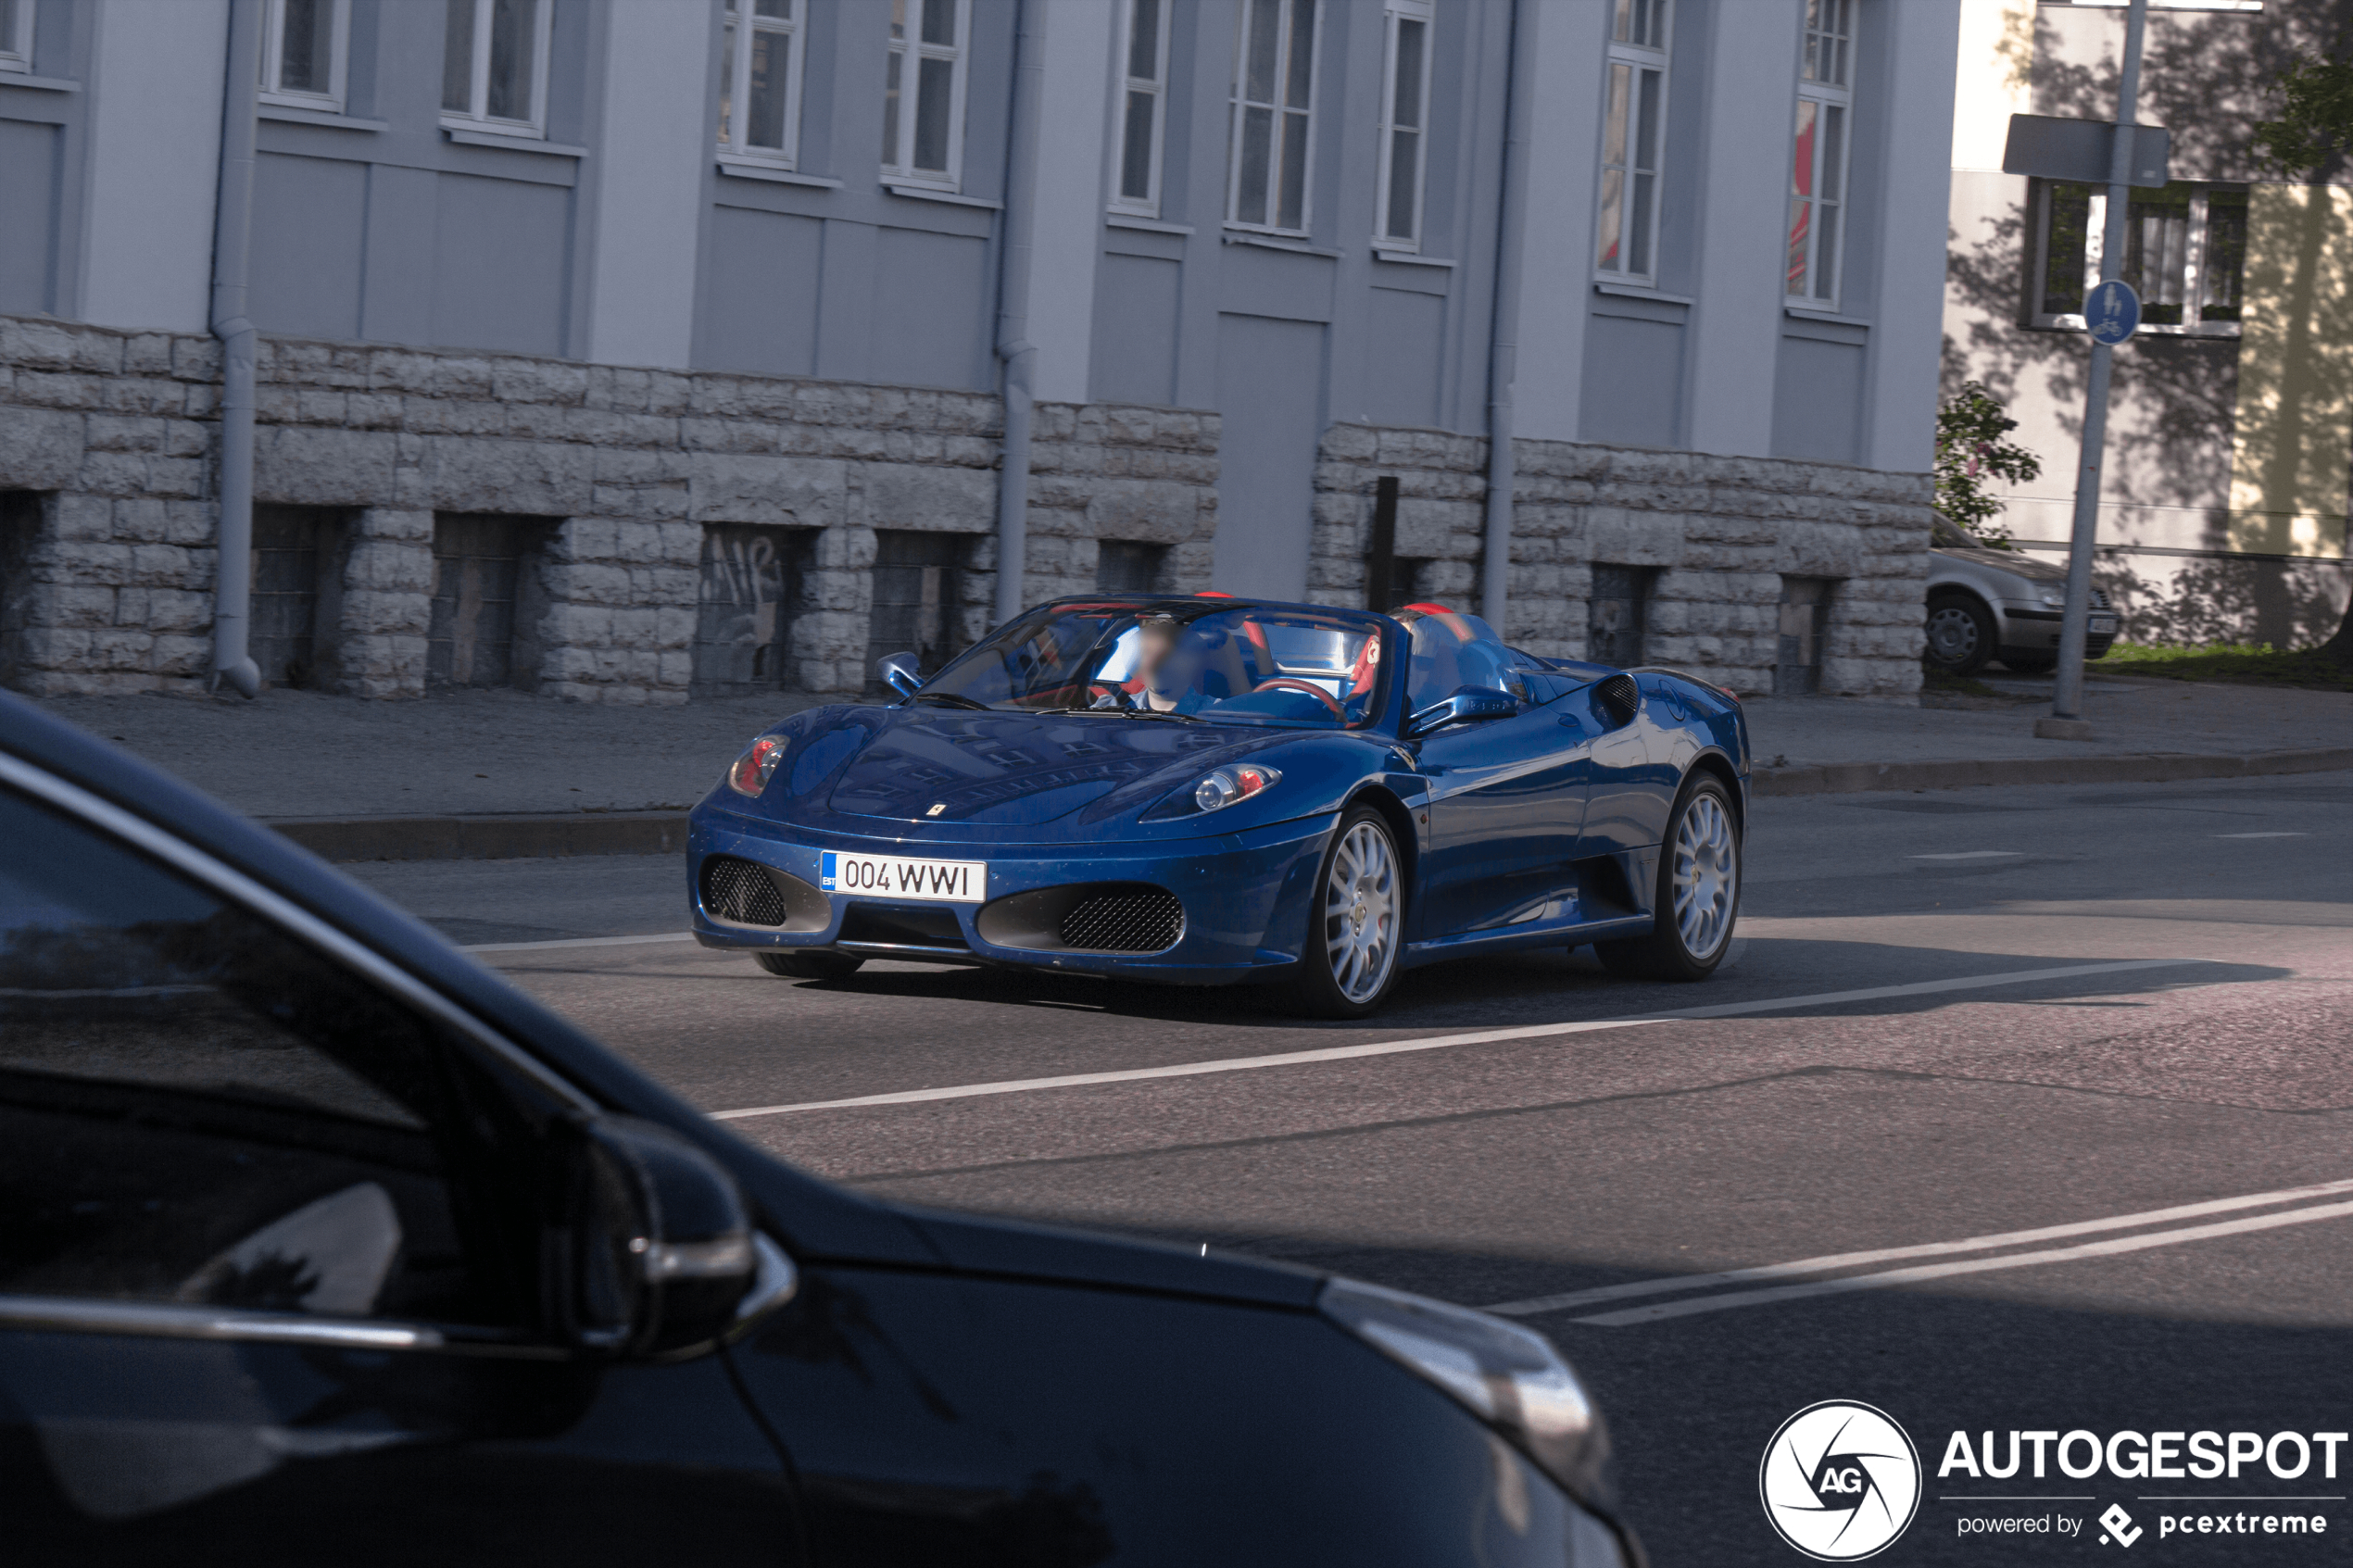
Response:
1761,1400,1923,1561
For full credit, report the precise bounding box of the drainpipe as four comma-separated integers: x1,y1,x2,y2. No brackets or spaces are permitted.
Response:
992,0,1044,624
1478,0,1533,632
208,0,263,698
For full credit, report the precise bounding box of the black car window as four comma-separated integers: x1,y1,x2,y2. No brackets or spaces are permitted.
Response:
0,784,528,1328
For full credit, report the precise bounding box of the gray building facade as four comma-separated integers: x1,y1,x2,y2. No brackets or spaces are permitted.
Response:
0,0,1958,704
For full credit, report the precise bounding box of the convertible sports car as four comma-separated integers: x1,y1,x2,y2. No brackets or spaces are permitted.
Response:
688,595,1749,1017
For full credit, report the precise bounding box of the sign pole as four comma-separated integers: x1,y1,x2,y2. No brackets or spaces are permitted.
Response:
2049,0,2149,731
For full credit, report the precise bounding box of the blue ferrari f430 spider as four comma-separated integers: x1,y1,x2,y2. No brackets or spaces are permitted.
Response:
688,596,1750,1017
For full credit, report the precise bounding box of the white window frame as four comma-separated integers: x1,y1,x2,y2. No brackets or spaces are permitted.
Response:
718,0,807,169
0,0,33,72
881,0,972,193
1593,0,1669,285
1786,0,1855,306
1373,0,1433,252
258,0,352,112
2029,180,2246,338
441,0,554,139
1226,0,1322,237
1110,0,1174,217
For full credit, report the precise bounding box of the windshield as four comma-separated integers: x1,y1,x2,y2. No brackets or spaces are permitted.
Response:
915,601,1391,729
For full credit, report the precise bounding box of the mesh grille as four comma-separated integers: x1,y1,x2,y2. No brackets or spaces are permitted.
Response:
2090,588,2112,608
1059,890,1183,953
703,856,786,926
1597,673,1640,728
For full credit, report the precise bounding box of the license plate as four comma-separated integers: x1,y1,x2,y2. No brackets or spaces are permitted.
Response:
820,851,987,903
2089,616,2118,634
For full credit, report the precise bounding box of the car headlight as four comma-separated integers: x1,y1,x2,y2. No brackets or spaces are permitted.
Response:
726,735,787,797
1193,762,1280,814
2036,587,2065,607
1321,1276,1614,1512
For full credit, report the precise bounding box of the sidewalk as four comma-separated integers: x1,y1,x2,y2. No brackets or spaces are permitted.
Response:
25,672,2352,859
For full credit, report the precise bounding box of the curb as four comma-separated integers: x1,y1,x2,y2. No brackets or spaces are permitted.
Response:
1752,746,2353,797
267,747,2353,860
270,810,689,862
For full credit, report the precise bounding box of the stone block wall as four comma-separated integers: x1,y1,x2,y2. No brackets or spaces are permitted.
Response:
0,314,1222,701
1309,422,1934,697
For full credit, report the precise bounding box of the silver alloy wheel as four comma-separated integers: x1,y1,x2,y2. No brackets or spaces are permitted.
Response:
1670,791,1738,960
1322,820,1400,1004
1925,605,1980,663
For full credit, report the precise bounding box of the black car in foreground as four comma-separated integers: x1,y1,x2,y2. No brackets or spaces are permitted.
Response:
0,690,1641,1567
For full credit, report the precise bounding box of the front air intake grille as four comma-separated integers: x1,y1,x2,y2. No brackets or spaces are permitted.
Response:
703,856,786,926
2090,588,2113,609
1059,890,1183,953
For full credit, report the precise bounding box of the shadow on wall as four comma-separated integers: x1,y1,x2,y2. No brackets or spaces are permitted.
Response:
2093,550,2351,646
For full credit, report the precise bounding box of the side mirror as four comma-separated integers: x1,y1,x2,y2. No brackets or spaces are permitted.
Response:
877,651,923,700
555,1115,797,1360
1405,684,1519,739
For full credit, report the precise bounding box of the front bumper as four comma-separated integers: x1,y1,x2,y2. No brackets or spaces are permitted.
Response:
1996,601,2118,659
688,806,1338,985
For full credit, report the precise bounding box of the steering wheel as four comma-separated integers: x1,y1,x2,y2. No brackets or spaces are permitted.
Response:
1251,677,1344,717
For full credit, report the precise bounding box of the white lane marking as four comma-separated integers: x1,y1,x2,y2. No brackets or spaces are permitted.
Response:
2215,832,2309,839
1909,850,2025,860
1484,1175,2353,1318
708,958,2201,1121
1572,1198,2353,1326
463,931,696,953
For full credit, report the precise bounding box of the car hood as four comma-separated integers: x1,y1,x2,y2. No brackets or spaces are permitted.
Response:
1933,544,2067,583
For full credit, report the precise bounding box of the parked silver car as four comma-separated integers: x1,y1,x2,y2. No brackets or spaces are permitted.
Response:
1925,514,2119,675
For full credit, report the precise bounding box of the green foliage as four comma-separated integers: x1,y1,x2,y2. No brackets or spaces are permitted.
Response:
2101,641,2353,691
1934,381,2042,547
2252,53,2353,176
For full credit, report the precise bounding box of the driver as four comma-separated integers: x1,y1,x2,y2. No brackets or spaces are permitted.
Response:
1091,614,1190,711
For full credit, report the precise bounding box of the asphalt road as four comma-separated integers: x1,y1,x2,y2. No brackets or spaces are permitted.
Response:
353,772,2353,1565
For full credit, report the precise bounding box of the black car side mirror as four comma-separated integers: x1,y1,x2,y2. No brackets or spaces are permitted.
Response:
877,651,923,700
555,1115,796,1360
1404,685,1518,739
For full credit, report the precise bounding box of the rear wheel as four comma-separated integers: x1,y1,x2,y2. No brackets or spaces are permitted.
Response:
755,951,865,982
1286,808,1403,1019
1595,774,1741,983
1924,591,1995,676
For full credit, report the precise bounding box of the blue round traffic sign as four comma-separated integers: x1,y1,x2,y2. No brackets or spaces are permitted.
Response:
2087,279,2140,345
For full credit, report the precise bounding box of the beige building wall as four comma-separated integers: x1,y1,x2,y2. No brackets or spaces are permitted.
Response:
2226,184,2353,560
1941,0,2353,649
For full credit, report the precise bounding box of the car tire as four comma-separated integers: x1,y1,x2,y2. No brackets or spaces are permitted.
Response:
754,950,865,982
2001,654,2056,674
1286,806,1405,1019
1594,774,1742,983
1923,591,1995,676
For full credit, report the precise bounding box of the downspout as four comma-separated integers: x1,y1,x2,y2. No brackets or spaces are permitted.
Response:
1478,0,1534,631
992,0,1045,624
208,0,263,697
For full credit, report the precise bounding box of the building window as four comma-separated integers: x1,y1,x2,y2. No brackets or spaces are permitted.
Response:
0,0,29,72
441,0,552,137
866,531,970,693
1775,576,1834,696
1374,0,1431,251
1587,565,1654,666
1227,0,1318,235
429,514,543,690
1786,0,1853,305
882,0,969,190
1595,0,1668,282
1096,540,1167,594
2031,181,2246,335
719,0,805,167
1111,0,1173,216
696,525,809,696
259,0,350,111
